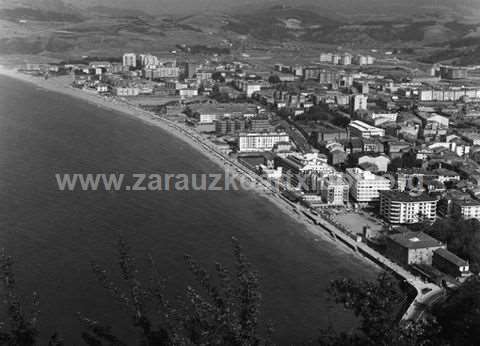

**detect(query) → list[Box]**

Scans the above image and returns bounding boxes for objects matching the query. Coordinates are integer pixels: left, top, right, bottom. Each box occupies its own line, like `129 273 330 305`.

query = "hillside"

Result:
0 0 479 64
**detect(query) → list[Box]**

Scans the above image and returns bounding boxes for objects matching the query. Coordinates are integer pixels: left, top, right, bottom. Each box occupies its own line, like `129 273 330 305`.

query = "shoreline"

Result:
0 66 377 266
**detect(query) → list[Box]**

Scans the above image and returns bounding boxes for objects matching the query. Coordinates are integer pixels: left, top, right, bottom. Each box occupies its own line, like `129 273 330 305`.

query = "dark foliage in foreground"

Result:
423 218 480 274
79 237 269 345
319 273 445 346
0 251 63 345
1 241 480 345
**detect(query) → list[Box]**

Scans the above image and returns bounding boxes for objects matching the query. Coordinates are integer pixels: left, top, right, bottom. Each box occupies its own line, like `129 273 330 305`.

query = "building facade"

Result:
386 231 446 265
380 191 438 224
345 168 390 202
349 120 385 138
122 53 137 68
238 132 290 152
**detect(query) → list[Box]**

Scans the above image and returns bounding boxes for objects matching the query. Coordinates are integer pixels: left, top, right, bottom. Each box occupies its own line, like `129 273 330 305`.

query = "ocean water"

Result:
0 75 376 344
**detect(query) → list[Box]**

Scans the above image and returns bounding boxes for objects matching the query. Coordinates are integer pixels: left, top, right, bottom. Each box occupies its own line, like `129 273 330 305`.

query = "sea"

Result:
0 75 377 344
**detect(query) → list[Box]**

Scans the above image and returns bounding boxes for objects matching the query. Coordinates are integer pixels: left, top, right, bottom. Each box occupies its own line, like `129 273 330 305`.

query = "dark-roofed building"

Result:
432 248 470 278
380 191 438 224
386 231 446 265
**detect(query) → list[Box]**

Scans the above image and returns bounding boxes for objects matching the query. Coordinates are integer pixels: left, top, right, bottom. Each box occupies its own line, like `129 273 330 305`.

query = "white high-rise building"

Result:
123 53 137 68
140 54 159 67
345 168 390 203
380 191 437 224
340 53 352 65
238 132 289 152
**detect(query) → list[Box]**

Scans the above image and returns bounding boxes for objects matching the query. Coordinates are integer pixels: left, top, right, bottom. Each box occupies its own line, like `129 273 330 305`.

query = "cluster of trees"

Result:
1 237 480 345
388 151 423 172
296 106 350 127
423 218 480 274
209 85 248 104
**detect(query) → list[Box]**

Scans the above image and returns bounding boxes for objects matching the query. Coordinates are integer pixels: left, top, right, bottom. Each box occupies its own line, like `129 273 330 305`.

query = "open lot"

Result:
332 211 384 235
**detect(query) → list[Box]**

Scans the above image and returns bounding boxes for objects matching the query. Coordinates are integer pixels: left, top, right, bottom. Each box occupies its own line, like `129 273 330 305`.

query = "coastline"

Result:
0 66 377 266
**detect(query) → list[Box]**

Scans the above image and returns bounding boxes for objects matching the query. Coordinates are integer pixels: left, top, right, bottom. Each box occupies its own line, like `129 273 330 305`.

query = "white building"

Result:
235 80 262 97
238 132 289 152
140 54 159 67
122 53 137 68
348 120 385 138
355 55 368 65
453 200 480 220
331 54 341 65
345 168 390 203
156 67 180 78
340 53 352 65
179 89 198 98
350 94 368 112
380 191 438 224
320 53 333 63
114 87 139 96
370 112 398 123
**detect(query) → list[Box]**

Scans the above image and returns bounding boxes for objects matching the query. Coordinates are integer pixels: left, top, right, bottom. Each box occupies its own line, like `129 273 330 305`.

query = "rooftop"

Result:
349 120 382 132
380 190 438 202
388 231 444 249
434 248 468 267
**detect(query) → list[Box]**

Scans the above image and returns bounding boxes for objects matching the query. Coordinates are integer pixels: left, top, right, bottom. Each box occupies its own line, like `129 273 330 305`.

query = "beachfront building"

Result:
275 153 332 175
386 231 446 265
123 53 137 68
379 191 438 224
348 120 385 138
320 175 350 205
193 103 258 124
345 167 390 203
114 87 140 96
238 132 289 153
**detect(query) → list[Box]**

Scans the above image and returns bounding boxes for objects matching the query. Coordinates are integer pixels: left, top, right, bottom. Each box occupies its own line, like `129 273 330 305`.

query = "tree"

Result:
0 251 63 346
432 276 480 346
388 152 422 172
80 237 269 345
268 75 281 84
212 72 226 83
424 218 480 273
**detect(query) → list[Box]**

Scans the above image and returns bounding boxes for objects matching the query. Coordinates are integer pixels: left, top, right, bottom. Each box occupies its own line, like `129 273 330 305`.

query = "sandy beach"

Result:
0 66 377 264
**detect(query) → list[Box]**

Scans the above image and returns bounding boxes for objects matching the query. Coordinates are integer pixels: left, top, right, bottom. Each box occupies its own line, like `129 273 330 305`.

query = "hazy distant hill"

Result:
0 0 479 65
45 0 480 20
